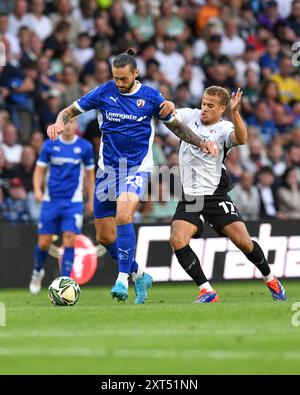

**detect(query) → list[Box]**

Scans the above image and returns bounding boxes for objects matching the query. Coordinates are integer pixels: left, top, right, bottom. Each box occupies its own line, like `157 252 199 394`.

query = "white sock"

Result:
199 282 213 292
116 272 129 288
131 267 144 282
263 273 274 283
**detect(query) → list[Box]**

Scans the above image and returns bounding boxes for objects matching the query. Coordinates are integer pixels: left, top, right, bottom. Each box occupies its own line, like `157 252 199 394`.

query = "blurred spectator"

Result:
277 167 300 219
243 137 271 174
0 123 23 168
286 0 300 37
0 12 21 60
200 33 235 85
129 0 155 43
235 44 260 88
247 24 272 55
72 33 95 69
225 148 243 184
259 37 281 79
8 0 29 36
270 56 300 104
221 18 245 58
10 144 40 221
258 0 283 29
39 88 61 133
28 131 44 156
257 166 281 218
24 0 53 41
43 19 70 60
1 176 30 223
136 40 157 78
267 141 287 178
260 79 281 113
157 0 190 42
246 100 277 145
72 0 97 35
242 68 261 115
155 35 185 88
233 170 260 220
174 82 193 108
0 147 11 193
50 0 81 43
195 0 221 36
59 64 81 109
92 11 114 45
109 0 131 51
84 60 111 90
286 145 300 181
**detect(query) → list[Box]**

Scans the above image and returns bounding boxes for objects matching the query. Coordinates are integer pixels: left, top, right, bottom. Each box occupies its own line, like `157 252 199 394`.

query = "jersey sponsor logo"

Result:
50 157 81 165
110 96 119 103
105 110 147 123
137 99 145 108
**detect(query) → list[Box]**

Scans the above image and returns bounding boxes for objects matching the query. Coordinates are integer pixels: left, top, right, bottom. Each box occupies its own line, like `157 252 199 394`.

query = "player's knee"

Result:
170 232 189 250
116 212 132 225
235 238 253 253
38 240 51 251
96 232 116 246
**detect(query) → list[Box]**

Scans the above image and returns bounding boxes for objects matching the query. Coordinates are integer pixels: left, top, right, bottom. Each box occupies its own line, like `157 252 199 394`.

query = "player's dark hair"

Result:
204 86 230 106
113 48 137 71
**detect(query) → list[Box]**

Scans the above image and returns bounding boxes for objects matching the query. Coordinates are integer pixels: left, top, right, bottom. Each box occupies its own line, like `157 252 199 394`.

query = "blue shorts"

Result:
94 169 150 219
38 200 83 235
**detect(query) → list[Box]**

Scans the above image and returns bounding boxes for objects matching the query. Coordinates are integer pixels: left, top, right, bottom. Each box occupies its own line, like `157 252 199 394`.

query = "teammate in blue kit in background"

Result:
47 48 217 304
29 117 95 294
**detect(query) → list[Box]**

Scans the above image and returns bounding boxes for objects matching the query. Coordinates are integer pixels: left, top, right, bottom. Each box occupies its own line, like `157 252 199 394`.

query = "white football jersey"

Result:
176 108 235 196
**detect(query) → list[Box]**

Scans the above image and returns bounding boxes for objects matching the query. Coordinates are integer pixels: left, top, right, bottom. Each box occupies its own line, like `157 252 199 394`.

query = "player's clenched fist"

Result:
47 123 65 141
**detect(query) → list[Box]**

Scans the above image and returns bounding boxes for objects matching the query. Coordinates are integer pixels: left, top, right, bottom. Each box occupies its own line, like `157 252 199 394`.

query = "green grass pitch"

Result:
0 281 300 375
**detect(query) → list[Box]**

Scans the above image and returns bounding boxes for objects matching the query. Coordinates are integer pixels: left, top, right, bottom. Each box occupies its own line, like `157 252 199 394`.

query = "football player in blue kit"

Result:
47 48 218 304
29 117 95 294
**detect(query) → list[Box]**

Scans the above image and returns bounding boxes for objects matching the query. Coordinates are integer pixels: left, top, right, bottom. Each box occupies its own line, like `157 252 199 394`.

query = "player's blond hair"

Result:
204 86 230 106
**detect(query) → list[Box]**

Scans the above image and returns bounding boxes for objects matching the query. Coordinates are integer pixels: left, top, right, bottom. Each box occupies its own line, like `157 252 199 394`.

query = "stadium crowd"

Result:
1 0 300 224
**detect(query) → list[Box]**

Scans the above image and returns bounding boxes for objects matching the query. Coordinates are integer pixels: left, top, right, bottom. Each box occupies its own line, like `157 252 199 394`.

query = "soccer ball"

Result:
48 276 81 306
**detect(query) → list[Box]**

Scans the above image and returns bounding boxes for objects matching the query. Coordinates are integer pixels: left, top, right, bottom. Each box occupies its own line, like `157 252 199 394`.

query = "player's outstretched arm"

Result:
230 88 247 145
47 104 81 141
163 117 219 157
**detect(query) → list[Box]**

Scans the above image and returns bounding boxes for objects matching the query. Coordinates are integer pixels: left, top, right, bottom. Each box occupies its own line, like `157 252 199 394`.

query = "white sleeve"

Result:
223 121 235 149
175 108 198 125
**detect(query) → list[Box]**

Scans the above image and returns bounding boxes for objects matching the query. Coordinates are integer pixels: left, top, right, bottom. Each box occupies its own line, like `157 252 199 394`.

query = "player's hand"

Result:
34 190 44 203
159 100 175 118
200 141 219 157
47 122 64 141
230 87 243 112
85 200 93 216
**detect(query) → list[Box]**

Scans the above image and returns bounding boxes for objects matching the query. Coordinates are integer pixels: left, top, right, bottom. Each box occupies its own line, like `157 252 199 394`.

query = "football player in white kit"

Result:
169 86 286 303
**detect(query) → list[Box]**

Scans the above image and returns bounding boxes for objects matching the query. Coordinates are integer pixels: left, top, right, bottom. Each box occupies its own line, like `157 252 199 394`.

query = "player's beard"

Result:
118 79 136 94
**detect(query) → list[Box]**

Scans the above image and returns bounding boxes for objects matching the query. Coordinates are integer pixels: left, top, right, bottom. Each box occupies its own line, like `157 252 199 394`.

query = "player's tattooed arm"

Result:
47 104 81 141
56 104 81 126
164 117 219 156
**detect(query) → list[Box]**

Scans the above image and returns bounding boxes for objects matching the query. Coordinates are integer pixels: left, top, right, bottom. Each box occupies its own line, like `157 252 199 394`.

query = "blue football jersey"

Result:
73 80 173 172
37 135 95 201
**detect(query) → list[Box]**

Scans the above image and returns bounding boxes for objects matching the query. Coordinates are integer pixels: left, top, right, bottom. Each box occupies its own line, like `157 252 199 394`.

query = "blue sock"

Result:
117 224 136 274
61 247 75 277
106 240 139 273
34 245 48 272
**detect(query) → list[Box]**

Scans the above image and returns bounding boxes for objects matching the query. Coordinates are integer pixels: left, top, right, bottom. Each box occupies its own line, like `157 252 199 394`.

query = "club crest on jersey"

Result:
73 147 82 154
136 99 145 108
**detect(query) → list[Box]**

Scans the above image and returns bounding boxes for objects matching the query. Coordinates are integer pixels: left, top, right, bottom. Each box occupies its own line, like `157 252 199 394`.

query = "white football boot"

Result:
29 269 45 294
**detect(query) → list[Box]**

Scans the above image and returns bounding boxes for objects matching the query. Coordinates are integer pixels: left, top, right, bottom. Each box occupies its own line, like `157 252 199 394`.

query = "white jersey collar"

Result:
58 135 78 145
120 80 142 96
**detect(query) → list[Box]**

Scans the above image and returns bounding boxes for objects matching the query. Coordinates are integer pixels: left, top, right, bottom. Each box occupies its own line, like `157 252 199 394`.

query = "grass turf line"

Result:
0 281 299 374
